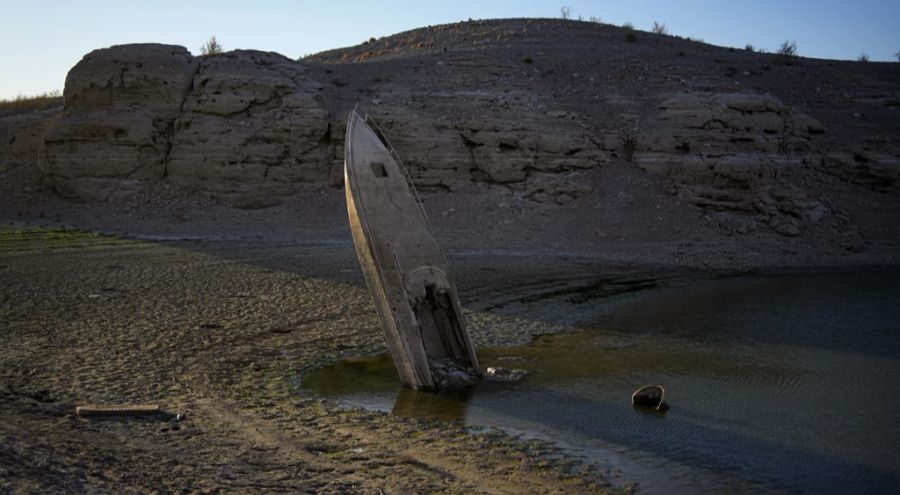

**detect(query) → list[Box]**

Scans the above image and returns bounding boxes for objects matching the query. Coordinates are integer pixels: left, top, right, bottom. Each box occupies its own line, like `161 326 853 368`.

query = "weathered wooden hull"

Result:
344 110 480 391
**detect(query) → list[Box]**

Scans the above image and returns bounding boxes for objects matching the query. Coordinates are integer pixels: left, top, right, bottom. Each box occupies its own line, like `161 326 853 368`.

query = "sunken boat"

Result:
344 109 481 391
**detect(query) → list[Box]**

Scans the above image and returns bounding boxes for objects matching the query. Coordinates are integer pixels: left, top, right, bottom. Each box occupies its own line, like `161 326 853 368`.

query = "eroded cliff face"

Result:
632 92 829 236
167 50 335 207
369 101 607 204
9 19 899 240
36 47 337 207
37 42 617 208
40 44 198 200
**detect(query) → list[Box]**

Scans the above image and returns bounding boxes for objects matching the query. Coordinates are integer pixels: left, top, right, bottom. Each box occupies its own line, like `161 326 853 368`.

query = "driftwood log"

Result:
75 404 161 417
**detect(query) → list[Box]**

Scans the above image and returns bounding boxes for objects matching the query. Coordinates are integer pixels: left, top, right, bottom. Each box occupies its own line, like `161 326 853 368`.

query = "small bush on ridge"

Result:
200 36 223 57
776 40 798 64
777 40 797 57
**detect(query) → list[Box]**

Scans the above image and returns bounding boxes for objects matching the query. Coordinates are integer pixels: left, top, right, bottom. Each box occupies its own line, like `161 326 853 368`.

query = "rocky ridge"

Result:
2 18 899 243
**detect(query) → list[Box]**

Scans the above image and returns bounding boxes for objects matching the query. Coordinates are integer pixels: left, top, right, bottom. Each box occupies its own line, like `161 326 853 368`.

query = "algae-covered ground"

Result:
0 226 135 252
0 227 657 494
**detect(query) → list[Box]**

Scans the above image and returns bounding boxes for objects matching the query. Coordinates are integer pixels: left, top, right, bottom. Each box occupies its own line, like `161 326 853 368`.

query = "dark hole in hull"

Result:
414 285 470 366
370 162 387 177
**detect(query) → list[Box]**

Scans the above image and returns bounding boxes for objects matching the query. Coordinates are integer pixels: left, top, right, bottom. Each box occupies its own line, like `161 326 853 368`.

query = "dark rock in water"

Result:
632 384 669 411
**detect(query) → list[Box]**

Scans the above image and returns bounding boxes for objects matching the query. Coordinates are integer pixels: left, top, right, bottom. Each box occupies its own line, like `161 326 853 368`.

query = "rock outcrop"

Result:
167 51 334 208
1 112 56 177
365 101 605 204
41 44 198 200
633 92 830 234
823 150 900 193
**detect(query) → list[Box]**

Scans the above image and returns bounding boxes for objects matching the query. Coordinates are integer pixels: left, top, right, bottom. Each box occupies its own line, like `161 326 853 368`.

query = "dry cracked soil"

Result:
1 227 664 494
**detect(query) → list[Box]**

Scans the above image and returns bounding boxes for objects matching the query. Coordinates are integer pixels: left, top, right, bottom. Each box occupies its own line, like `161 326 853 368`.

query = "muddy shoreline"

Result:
2 230 662 494
3 219 899 493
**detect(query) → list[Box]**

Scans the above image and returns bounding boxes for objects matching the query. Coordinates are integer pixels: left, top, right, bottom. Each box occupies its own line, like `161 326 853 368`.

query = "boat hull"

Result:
344 110 480 391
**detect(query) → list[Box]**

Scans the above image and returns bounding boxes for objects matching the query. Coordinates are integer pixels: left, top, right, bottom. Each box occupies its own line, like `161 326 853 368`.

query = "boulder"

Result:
41 44 198 200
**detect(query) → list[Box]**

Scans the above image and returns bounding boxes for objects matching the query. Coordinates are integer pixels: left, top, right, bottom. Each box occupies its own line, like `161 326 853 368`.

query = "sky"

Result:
1 0 898 100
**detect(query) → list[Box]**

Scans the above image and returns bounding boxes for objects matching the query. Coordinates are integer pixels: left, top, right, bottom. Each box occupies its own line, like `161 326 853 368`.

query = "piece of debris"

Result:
484 366 529 382
75 404 161 417
631 385 669 411
432 358 481 389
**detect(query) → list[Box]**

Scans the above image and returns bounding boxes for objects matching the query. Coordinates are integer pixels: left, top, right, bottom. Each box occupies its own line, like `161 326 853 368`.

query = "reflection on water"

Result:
303 272 900 494
392 387 472 420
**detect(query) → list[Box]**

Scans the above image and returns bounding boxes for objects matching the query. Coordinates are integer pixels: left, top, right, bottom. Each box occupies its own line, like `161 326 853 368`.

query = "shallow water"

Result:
303 272 900 494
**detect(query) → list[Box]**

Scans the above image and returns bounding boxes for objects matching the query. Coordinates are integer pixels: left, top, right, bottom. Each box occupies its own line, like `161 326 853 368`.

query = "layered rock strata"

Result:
41 44 198 200
167 51 333 208
15 27 899 240
632 92 830 234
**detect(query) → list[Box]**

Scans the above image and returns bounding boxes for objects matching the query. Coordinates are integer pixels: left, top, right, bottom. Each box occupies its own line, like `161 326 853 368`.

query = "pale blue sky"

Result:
1 0 898 99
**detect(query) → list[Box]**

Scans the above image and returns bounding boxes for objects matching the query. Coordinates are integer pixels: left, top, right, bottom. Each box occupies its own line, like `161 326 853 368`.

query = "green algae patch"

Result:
0 226 136 252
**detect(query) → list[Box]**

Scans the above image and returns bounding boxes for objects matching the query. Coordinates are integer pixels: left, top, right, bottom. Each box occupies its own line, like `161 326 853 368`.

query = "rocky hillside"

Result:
2 18 899 257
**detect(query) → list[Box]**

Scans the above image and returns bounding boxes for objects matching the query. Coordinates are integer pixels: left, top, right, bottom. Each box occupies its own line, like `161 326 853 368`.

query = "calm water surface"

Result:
303 272 900 494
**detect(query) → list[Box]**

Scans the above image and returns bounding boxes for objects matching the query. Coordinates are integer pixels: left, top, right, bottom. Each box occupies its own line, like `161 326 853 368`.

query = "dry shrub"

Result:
0 90 63 113
200 35 223 57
